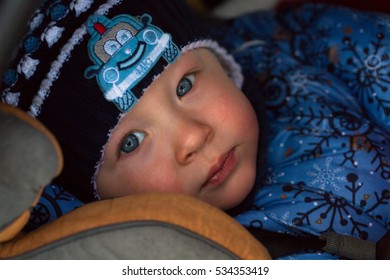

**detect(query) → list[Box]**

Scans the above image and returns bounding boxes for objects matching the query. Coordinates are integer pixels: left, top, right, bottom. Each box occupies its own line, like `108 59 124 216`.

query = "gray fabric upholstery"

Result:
13 221 239 260
0 108 59 230
0 0 39 76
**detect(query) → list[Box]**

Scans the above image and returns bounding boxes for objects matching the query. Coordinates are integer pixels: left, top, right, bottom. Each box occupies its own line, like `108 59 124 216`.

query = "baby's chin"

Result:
207 170 257 211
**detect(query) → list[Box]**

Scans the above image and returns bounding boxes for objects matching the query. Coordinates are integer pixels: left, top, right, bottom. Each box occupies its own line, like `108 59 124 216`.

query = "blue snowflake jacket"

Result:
211 3 390 259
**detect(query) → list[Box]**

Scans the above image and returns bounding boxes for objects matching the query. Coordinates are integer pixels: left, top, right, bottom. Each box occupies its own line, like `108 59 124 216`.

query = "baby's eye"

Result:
120 131 146 154
176 74 195 97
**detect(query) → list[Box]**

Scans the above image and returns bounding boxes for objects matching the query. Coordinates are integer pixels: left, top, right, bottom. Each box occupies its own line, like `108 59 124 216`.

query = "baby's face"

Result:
96 48 259 210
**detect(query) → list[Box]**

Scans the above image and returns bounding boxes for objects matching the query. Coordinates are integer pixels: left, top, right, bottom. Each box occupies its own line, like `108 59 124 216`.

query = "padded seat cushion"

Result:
0 193 271 259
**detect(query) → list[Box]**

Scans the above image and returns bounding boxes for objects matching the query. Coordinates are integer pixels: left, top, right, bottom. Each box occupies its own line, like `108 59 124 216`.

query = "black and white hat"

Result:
1 0 242 202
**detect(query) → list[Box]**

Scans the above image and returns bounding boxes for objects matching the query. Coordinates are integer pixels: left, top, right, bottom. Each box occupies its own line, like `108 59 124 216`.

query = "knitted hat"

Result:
1 0 243 202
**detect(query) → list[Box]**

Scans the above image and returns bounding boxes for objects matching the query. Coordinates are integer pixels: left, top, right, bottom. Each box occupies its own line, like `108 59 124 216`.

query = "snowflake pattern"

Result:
212 3 390 257
336 33 390 127
307 157 346 191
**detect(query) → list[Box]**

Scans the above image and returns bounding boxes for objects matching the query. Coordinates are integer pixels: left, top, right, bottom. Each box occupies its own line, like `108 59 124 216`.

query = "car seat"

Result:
0 103 271 259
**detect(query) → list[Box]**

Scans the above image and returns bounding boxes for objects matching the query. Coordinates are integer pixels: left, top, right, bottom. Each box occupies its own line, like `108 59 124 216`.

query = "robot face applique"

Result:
84 13 180 112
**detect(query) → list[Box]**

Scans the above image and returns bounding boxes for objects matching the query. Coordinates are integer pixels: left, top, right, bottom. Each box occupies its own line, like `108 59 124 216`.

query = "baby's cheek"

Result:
136 170 185 194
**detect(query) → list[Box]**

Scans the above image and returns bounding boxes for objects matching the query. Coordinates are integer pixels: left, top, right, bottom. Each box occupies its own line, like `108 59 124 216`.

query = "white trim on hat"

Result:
182 39 244 89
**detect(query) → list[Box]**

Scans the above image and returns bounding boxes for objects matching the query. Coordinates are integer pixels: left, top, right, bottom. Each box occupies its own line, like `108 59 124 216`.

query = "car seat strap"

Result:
247 227 389 259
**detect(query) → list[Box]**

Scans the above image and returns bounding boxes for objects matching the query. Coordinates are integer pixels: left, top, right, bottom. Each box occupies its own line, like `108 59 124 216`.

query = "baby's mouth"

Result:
202 147 236 189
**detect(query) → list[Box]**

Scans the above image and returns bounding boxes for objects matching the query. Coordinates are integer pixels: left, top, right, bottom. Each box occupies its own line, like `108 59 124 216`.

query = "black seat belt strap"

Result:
248 227 390 259
320 232 376 260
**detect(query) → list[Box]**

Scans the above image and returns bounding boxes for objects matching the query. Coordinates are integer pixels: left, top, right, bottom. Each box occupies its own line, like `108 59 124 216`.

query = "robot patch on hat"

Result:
84 13 180 112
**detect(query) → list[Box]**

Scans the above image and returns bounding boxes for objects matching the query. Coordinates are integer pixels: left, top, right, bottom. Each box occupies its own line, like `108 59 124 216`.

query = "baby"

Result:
1 0 259 211
95 48 259 210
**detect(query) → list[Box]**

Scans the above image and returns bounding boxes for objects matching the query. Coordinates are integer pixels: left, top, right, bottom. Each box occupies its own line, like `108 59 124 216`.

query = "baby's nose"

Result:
174 119 213 165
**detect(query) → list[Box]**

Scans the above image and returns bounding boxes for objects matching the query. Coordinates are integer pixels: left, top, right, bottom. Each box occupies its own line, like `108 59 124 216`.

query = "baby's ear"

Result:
0 103 63 242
